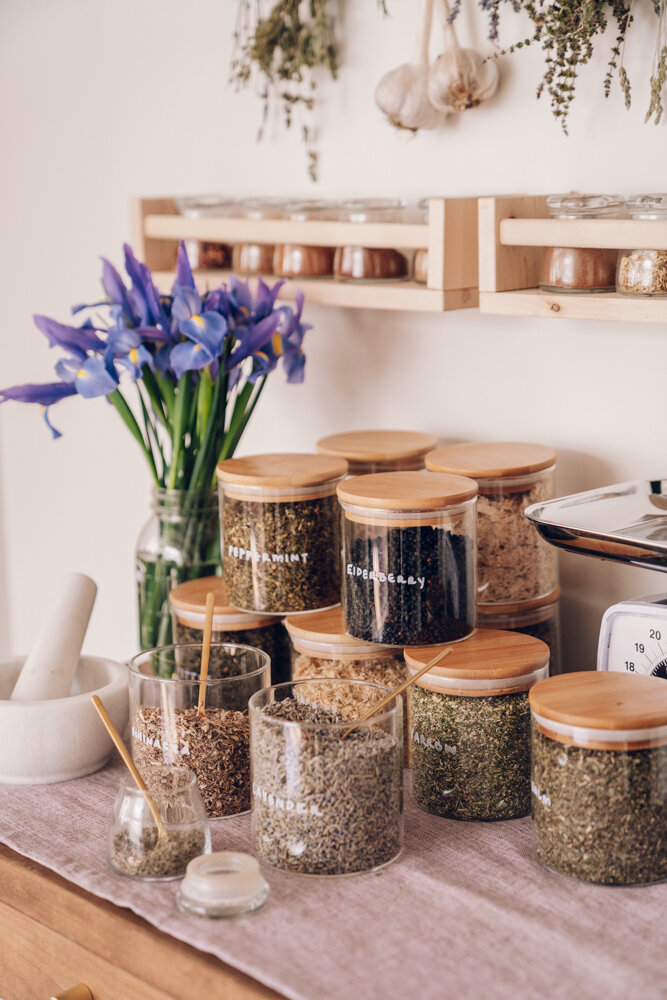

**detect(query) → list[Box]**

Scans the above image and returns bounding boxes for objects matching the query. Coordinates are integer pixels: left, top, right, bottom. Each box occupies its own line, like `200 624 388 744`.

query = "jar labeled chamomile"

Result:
334 199 410 282
426 442 558 606
273 201 339 279
217 453 347 615
530 671 667 885
617 194 667 296
477 588 562 675
539 194 624 293
250 678 403 876
169 576 291 685
232 198 287 276
338 471 477 645
175 195 236 271
317 429 438 476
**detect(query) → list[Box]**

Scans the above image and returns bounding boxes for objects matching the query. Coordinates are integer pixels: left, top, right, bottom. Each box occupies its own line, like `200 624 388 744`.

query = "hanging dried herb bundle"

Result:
231 1 337 181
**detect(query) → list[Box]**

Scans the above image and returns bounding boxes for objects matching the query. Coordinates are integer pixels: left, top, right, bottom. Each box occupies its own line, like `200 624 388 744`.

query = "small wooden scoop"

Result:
341 647 452 739
91 694 165 839
197 592 216 718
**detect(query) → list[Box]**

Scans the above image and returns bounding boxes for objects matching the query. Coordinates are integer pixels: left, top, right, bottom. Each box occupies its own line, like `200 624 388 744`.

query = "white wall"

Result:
1 0 666 666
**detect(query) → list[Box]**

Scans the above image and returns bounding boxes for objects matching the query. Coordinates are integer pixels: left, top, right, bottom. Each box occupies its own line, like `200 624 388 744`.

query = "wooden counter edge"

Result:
0 844 284 1000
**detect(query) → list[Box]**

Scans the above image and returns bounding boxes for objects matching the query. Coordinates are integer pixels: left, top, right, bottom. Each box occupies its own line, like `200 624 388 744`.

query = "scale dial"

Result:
597 595 667 676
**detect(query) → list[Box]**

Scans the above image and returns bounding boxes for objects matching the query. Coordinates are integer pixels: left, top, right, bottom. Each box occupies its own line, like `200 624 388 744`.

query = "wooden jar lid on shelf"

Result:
169 577 278 629
337 470 477 511
216 453 347 488
317 430 438 465
425 442 556 479
285 606 400 654
529 671 667 732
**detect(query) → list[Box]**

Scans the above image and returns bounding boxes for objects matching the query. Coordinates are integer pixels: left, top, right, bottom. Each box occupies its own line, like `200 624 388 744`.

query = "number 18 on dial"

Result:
597 594 667 678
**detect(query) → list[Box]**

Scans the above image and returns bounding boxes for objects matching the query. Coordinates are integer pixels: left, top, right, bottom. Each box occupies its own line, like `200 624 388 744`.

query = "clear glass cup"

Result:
250 678 403 876
539 194 624 293
129 643 270 818
334 198 411 282
617 194 667 296
107 765 211 881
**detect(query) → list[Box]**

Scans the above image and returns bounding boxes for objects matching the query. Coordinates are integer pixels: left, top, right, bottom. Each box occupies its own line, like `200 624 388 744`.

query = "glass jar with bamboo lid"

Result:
476 587 562 674
316 429 438 476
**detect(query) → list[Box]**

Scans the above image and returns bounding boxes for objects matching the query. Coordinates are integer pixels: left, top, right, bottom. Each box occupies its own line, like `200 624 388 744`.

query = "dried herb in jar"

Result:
174 619 291 685
251 698 402 875
110 827 205 879
410 685 532 821
617 250 667 296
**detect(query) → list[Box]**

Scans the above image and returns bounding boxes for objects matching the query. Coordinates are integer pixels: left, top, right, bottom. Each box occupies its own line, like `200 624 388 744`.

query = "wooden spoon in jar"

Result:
197 591 216 718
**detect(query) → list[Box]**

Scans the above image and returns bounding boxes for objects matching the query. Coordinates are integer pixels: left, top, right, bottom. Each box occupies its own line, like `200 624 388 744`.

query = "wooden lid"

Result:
425 442 556 478
337 471 477 511
317 430 438 464
216 453 347 488
285 606 353 645
169 577 236 615
404 629 549 681
529 672 667 730
477 587 561 617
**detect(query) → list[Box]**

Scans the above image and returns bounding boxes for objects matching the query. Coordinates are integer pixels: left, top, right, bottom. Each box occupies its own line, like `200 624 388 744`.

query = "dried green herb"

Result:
410 685 532 820
110 827 205 879
251 697 402 875
531 725 667 885
222 494 340 614
173 619 291 685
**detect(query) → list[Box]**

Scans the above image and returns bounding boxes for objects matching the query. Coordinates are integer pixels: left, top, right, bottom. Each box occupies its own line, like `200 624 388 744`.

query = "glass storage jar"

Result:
107 765 211 880
169 576 291 685
232 198 287 275
317 429 438 475
477 588 562 674
338 471 477 645
129 643 270 818
334 199 410 282
617 194 667 296
530 671 667 885
539 194 624 293
273 200 338 279
175 195 236 271
426 442 558 606
406 630 549 820
250 678 403 875
217 453 347 615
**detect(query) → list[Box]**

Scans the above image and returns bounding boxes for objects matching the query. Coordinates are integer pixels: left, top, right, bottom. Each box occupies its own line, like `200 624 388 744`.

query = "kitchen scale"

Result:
596 594 667 676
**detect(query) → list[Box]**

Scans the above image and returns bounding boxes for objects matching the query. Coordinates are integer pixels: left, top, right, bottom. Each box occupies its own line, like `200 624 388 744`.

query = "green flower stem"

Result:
219 377 266 461
108 389 160 486
142 366 172 435
155 371 176 423
167 374 193 489
138 386 166 486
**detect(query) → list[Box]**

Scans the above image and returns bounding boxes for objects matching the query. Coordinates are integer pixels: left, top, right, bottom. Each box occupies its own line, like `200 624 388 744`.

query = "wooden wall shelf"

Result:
131 197 479 313
478 195 667 324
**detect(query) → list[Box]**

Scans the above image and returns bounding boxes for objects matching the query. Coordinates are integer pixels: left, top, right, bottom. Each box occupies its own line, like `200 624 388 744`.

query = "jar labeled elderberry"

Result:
317 429 438 476
338 471 477 645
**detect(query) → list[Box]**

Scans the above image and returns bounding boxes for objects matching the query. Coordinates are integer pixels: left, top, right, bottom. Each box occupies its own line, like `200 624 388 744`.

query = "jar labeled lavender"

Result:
317 429 438 476
338 471 477 645
169 576 291 685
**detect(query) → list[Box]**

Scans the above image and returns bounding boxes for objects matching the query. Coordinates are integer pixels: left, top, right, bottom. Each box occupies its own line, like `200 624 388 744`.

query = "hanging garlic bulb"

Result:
375 0 448 132
427 0 499 112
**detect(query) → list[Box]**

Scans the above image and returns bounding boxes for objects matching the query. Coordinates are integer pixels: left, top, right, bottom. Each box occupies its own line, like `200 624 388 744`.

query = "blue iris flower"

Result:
33 315 105 356
106 326 152 380
0 381 78 439
170 287 228 379
225 312 281 374
55 356 118 399
228 276 285 325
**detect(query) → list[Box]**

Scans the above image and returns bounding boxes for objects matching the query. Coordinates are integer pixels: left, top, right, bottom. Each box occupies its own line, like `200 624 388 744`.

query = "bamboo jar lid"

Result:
337 471 478 511
426 442 556 479
317 430 438 465
477 587 561 618
285 606 400 653
529 672 667 731
405 629 549 695
216 453 347 488
169 577 277 629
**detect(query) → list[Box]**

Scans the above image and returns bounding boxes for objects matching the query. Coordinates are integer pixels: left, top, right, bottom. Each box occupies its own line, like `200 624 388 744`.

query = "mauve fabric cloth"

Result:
0 760 665 1000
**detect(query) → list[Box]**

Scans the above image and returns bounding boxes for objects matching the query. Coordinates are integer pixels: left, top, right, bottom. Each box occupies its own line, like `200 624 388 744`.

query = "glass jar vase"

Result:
539 194 624 293
135 487 220 651
617 194 667 296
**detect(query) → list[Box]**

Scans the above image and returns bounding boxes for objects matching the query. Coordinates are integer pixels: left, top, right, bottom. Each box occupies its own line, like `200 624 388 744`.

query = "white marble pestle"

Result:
10 572 97 701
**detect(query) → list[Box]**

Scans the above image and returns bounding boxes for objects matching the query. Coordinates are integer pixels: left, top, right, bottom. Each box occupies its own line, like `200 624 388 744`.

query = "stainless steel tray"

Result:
524 479 667 572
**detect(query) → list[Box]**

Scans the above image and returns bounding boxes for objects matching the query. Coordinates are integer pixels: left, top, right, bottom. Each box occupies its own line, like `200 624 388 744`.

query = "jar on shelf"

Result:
107 765 211 881
273 201 339 279
175 195 236 271
477 588 562 674
426 442 558 606
217 453 347 615
414 197 431 285
338 471 477 645
250 678 403 875
539 194 624 293
129 643 270 818
530 671 667 885
169 576 291 685
232 198 287 276
316 429 438 475
285 605 409 752
406 630 549 821
617 194 667 296
334 199 411 282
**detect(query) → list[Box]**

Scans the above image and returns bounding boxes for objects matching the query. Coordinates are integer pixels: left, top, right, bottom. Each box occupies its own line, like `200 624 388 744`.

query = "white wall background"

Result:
1 0 666 666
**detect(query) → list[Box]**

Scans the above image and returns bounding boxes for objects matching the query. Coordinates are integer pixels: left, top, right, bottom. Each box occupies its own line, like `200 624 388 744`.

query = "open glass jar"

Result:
338 471 477 645
530 672 667 885
426 442 558 606
334 199 410 282
175 195 236 271
129 643 270 818
217 453 347 615
406 630 549 821
169 576 291 685
273 200 338 279
232 198 287 275
539 194 624 293
617 194 667 296
477 588 562 674
317 429 438 476
250 678 403 876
